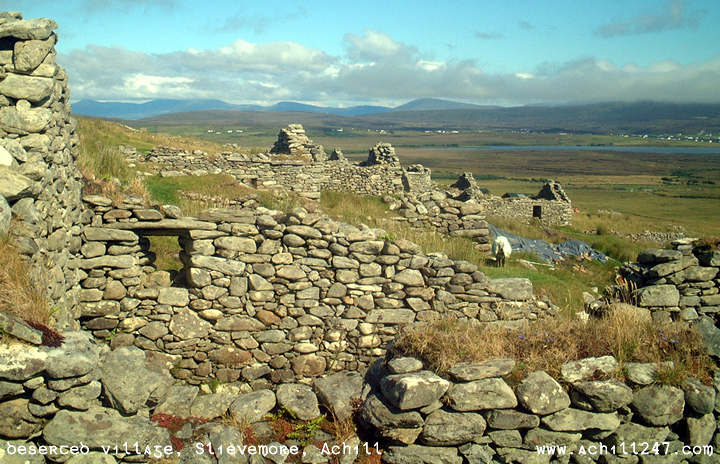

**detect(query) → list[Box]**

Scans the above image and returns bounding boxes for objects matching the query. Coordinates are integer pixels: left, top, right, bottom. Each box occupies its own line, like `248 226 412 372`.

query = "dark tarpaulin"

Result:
489 224 608 263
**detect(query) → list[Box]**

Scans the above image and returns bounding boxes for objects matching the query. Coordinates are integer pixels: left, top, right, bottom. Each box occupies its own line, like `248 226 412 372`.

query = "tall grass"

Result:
0 236 50 325
394 305 713 384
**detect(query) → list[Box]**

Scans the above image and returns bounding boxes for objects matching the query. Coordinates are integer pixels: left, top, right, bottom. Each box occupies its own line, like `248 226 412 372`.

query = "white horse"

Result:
492 236 512 267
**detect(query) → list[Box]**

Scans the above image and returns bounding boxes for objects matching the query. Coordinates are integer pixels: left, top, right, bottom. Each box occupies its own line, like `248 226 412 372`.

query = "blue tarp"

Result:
489 224 609 263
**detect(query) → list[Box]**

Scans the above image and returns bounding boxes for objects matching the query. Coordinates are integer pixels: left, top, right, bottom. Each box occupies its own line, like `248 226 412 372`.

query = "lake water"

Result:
439 145 720 155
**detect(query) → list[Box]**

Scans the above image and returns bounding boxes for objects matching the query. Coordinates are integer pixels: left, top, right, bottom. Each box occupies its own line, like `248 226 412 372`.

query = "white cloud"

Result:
123 74 193 94
344 30 407 61
60 31 720 105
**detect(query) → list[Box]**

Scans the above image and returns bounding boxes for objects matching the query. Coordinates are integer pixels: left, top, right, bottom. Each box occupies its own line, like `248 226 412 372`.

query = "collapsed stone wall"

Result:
77 194 557 387
143 145 431 201
620 241 720 354
364 353 720 464
0 12 87 329
3 332 720 464
0 331 373 463
386 192 493 252
269 123 326 162
386 180 574 253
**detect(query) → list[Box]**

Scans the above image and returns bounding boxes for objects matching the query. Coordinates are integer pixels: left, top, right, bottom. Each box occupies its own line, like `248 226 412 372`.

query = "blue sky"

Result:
4 0 720 106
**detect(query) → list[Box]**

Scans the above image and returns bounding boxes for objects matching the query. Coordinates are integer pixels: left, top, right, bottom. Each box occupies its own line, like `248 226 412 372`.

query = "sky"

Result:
4 0 720 107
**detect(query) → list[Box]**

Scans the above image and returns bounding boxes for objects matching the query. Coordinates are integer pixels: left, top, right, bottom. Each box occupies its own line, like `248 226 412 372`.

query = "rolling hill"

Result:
71 97 496 120
127 101 720 134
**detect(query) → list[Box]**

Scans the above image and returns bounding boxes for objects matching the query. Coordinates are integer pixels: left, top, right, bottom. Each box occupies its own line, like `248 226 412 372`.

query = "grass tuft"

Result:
393 304 714 384
0 236 51 325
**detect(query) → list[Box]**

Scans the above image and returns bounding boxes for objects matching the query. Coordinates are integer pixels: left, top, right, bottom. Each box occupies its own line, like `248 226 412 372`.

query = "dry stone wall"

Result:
0 12 87 329
364 353 720 463
386 192 493 252
3 333 720 464
386 180 573 252
0 332 371 463
142 126 436 201
620 241 720 356
78 195 557 387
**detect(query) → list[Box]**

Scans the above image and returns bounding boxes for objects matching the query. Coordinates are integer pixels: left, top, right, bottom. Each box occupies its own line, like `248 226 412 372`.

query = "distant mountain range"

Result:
71 97 493 120
123 101 720 135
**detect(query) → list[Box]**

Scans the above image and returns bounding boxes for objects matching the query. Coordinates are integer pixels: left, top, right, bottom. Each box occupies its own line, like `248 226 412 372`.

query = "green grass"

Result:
148 236 183 272
320 191 616 312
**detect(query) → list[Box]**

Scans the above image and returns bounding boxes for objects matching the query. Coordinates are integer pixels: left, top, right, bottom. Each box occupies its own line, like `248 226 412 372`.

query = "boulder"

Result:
380 370 451 410
447 358 515 382
0 18 57 40
43 407 170 450
0 73 53 102
541 408 620 431
516 371 570 415
0 166 33 201
446 378 517 411
682 379 716 415
314 371 364 421
484 409 540 429
276 383 320 420
190 391 236 420
486 278 533 300
100 347 172 415
169 308 211 339
606 422 669 447
383 445 462 464
631 385 685 426
571 380 633 412
360 393 424 444
13 34 55 72
387 357 424 374
420 409 486 446
0 101 52 133
636 285 680 307
0 398 40 438
560 356 619 383
154 385 199 417
157 287 189 306
229 389 276 423
686 413 715 446
693 316 720 357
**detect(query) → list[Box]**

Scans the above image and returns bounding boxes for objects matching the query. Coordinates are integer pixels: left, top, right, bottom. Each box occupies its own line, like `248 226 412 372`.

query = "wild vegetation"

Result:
393 305 714 385
0 236 50 325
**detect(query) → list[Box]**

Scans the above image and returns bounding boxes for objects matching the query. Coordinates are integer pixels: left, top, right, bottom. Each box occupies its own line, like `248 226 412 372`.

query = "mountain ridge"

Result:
71 97 490 120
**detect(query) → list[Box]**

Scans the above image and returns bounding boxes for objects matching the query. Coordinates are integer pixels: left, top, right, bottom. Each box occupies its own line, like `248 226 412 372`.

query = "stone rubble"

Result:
620 240 720 354
364 353 720 464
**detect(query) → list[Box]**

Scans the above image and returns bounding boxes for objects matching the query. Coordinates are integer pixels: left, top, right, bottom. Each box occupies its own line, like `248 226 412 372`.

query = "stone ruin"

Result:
3 13 720 464
269 123 326 162
536 179 570 202
362 142 400 167
451 172 486 202
328 147 346 162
